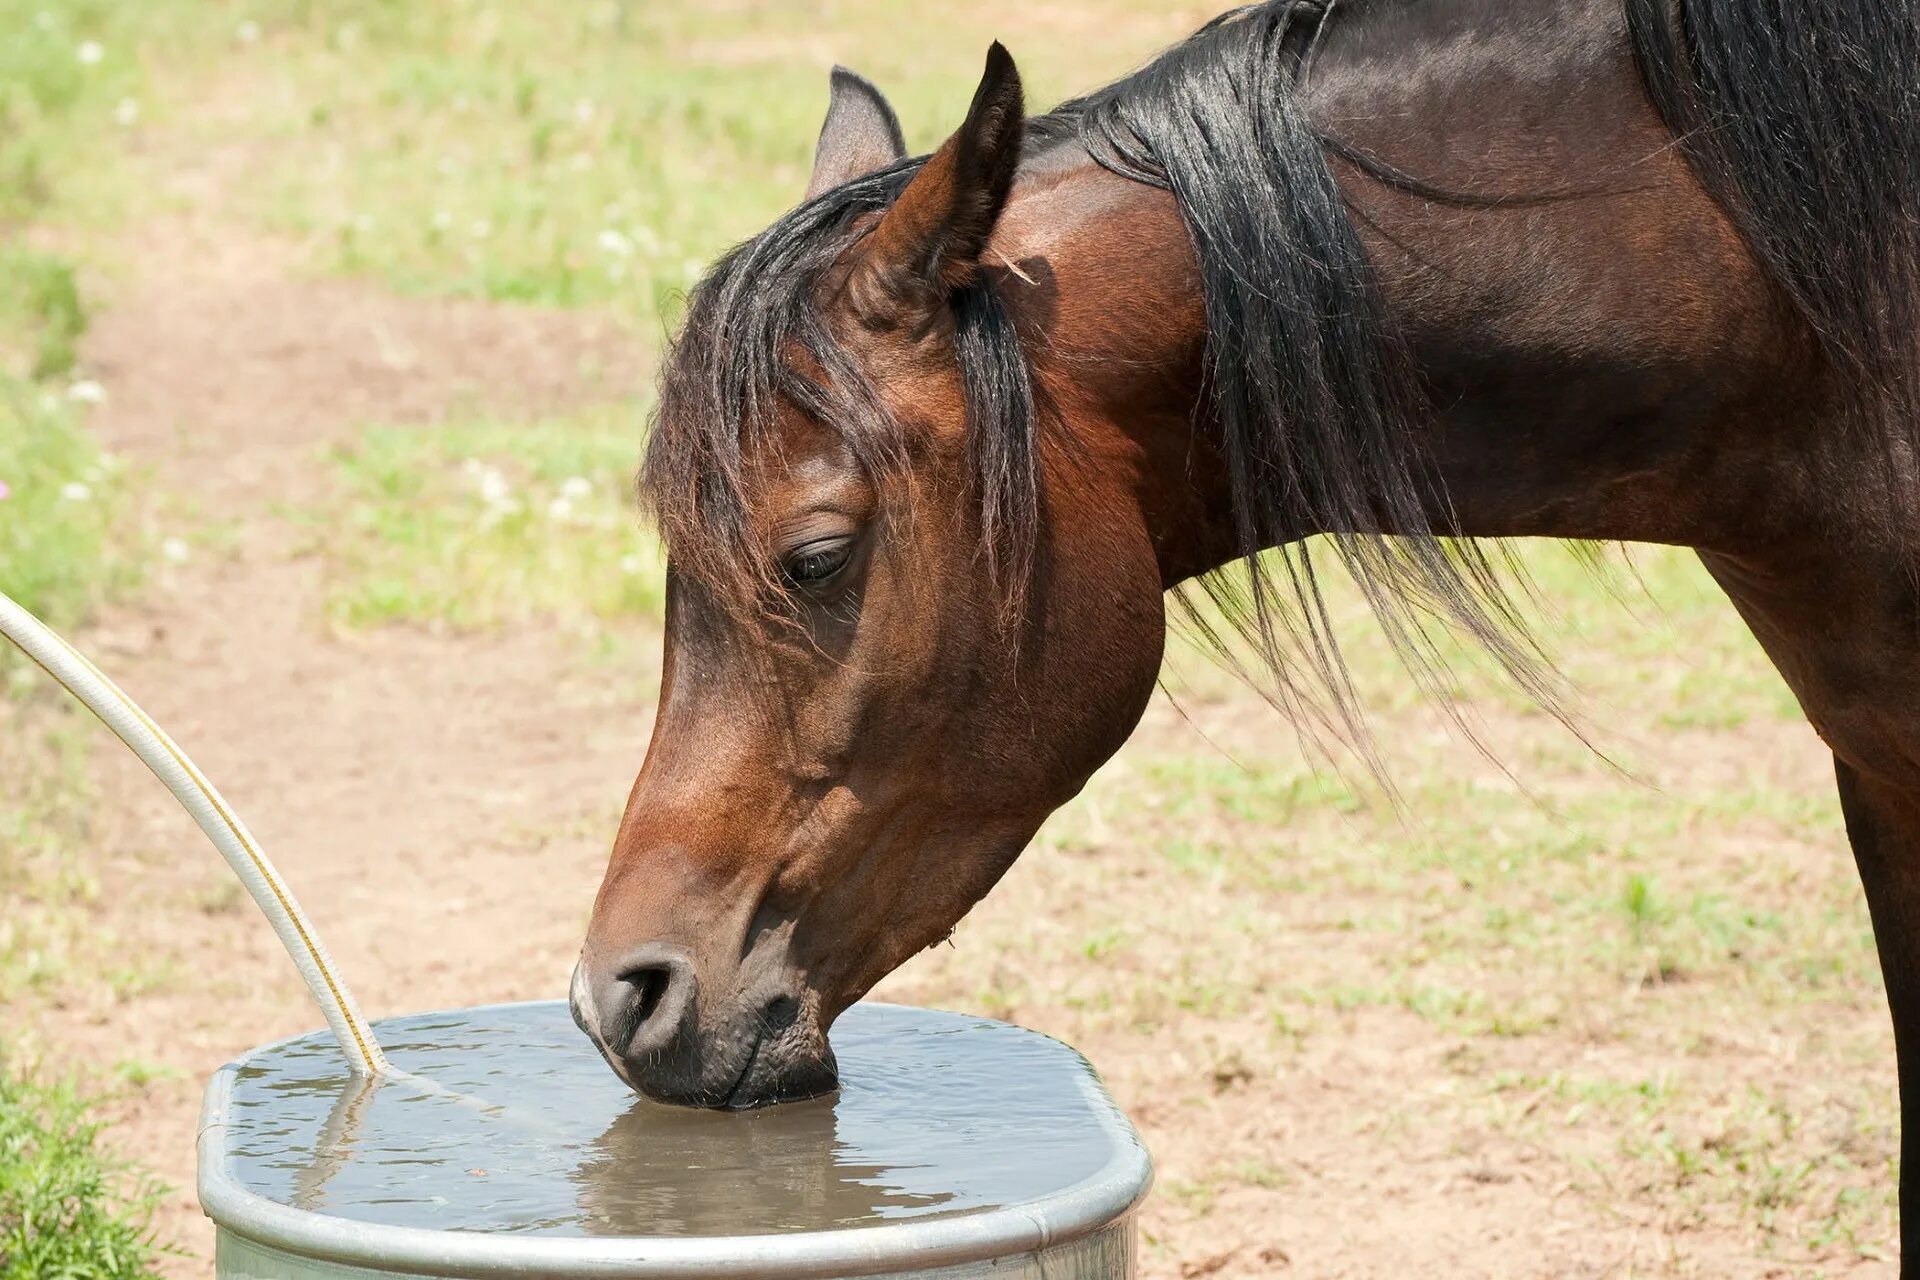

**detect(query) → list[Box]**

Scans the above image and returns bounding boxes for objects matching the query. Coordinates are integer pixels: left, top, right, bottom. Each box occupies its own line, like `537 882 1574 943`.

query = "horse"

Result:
569 0 1920 1259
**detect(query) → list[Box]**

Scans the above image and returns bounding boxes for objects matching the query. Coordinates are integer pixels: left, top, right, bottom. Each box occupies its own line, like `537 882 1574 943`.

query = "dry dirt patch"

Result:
81 219 644 509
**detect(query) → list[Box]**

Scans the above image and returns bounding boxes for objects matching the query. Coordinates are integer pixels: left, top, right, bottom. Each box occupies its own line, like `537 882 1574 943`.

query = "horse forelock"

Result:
643 155 1044 622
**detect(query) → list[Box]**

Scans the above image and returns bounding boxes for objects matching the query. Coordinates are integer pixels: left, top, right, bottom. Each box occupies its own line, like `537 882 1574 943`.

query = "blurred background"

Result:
0 2 1895 1276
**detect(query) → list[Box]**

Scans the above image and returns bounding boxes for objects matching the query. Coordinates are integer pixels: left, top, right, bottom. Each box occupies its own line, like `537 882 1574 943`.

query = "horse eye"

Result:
780 538 854 588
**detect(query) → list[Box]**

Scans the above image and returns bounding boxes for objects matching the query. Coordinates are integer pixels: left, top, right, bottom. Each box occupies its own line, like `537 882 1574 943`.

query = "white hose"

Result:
0 590 389 1077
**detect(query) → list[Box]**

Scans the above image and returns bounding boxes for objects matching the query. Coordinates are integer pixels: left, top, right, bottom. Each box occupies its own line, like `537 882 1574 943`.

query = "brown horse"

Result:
572 0 1920 1257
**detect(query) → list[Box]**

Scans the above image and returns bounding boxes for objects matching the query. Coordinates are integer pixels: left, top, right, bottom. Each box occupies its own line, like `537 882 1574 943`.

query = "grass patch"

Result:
0 381 139 633
0 1059 164 1279
0 247 86 381
312 401 664 629
0 0 233 232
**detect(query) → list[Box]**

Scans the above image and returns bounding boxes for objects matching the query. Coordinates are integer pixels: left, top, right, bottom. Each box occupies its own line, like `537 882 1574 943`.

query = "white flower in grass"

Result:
60 481 92 502
114 97 139 126
595 229 632 257
162 537 191 564
546 495 576 522
236 19 261 44
619 554 644 576
76 40 103 65
67 379 106 404
462 460 523 520
573 98 595 124
476 471 512 506
560 476 593 501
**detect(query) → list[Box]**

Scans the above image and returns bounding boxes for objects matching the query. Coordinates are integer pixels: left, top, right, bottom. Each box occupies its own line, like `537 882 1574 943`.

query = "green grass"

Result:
0 1060 163 1280
0 248 85 381
312 401 665 629
0 0 142 224
0 381 139 634
0 0 239 233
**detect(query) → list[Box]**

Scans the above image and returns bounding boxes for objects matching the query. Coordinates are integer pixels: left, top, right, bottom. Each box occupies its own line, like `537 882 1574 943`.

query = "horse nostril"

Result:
763 992 801 1033
596 947 696 1059
627 965 670 1028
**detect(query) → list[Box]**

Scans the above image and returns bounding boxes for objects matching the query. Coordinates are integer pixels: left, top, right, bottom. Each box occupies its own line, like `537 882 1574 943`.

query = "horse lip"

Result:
568 961 600 1040
719 1034 765 1109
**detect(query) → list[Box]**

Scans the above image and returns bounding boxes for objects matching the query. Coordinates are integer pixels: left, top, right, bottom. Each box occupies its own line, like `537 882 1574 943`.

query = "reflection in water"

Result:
574 1094 951 1235
289 1071 378 1210
220 1002 1121 1238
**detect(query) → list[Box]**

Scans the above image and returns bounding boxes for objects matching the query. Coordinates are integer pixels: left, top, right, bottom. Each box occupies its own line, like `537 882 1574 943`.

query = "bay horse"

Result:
572 0 1920 1258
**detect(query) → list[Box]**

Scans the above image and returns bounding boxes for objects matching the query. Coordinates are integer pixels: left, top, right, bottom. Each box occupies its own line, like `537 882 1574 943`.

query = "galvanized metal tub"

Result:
199 1001 1151 1279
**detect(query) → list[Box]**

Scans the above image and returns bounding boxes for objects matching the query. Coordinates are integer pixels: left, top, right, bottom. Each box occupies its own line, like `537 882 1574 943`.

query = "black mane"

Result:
1030 1 1555 738
1629 0 1920 435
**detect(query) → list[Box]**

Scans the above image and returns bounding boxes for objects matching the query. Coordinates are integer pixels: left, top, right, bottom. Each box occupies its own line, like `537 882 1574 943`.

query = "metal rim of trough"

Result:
198 1001 1155 1279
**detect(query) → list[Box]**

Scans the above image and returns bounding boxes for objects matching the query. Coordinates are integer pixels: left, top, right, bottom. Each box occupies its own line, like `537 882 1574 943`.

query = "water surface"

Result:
219 1002 1124 1237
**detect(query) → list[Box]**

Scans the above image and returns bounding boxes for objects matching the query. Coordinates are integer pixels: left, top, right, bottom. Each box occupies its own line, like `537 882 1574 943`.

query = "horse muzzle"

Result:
569 949 839 1108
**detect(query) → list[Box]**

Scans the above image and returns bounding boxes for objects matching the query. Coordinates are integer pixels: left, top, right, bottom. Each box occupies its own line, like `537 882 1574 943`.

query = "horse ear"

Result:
857 43 1024 304
807 67 907 200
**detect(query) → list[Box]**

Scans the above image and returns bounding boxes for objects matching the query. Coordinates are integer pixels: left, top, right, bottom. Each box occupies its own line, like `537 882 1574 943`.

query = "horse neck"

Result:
991 159 1234 586
1000 0 1831 590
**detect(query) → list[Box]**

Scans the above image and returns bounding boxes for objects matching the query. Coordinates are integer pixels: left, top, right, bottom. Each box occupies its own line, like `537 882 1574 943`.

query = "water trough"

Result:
201 1001 1150 1279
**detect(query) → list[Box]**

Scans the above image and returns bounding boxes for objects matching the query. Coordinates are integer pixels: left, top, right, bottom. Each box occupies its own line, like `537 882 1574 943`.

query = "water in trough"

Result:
217 1001 1126 1237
